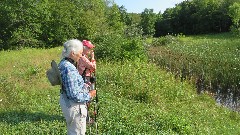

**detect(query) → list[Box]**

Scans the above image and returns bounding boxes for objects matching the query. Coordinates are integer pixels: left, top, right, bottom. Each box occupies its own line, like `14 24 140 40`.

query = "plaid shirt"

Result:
59 59 90 103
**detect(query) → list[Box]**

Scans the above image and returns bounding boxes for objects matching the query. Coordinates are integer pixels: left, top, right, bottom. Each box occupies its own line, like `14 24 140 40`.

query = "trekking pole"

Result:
90 50 98 134
88 70 98 135
94 71 98 135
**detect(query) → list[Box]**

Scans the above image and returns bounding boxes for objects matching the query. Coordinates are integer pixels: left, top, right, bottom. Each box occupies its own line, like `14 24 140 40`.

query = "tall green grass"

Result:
0 47 240 134
148 33 240 94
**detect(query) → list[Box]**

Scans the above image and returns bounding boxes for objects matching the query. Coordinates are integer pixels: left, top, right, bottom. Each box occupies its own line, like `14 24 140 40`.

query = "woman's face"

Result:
83 47 91 54
71 49 83 62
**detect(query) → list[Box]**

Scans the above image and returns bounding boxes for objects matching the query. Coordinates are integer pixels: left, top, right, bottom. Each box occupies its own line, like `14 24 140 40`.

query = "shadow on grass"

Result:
0 110 64 125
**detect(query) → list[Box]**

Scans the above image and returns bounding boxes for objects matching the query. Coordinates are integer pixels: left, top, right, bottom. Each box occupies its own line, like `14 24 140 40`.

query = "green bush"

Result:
230 25 240 36
94 33 147 61
151 35 180 47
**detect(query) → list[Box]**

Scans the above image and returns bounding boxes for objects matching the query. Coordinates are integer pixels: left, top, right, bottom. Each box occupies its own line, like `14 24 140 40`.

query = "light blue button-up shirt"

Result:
59 59 90 103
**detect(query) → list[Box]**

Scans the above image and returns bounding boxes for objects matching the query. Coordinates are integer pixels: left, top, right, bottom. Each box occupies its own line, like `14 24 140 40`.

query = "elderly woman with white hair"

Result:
58 39 96 135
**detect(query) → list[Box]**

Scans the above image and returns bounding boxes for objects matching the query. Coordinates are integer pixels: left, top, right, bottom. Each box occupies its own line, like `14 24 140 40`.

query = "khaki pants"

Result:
60 94 87 135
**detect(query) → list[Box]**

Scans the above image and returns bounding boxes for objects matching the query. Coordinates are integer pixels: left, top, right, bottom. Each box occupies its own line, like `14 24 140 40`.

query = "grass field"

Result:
0 42 240 134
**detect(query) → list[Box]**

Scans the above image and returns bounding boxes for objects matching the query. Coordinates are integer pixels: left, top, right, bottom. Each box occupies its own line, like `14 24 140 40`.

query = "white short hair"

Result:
61 39 83 58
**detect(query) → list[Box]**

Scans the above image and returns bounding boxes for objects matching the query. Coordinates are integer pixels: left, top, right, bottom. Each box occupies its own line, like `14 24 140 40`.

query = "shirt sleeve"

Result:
63 67 91 102
81 56 96 71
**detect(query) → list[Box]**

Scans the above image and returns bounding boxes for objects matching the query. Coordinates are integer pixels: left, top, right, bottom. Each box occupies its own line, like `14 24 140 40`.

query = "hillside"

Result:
0 47 240 134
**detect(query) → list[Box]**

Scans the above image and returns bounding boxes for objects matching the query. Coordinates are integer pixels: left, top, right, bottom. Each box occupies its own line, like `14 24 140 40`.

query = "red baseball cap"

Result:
82 40 95 49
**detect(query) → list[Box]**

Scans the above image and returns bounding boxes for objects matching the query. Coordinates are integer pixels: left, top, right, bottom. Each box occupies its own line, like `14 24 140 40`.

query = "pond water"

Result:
195 77 240 112
197 84 240 112
215 88 240 112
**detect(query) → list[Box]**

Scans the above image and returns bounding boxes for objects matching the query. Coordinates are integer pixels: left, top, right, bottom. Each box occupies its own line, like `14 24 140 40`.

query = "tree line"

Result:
154 0 240 36
0 0 239 50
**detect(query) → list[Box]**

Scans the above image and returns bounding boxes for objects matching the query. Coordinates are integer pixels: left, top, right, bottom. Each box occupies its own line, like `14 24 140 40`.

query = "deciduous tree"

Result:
140 8 156 36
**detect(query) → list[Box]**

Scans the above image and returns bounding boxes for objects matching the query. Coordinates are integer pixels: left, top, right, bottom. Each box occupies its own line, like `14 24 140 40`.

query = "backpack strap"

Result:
65 57 77 67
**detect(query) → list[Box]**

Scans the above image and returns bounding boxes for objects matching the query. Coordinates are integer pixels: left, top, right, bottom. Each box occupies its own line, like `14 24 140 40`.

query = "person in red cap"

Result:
77 40 96 89
77 40 96 124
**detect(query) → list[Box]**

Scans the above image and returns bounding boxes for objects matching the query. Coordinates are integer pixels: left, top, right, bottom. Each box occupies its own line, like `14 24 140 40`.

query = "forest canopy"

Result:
0 0 239 50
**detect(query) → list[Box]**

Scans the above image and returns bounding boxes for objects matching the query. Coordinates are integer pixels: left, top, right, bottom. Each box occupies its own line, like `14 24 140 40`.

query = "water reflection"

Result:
215 88 240 112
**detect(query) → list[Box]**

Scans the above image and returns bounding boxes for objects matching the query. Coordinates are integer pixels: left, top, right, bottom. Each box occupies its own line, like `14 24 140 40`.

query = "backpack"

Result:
46 60 62 86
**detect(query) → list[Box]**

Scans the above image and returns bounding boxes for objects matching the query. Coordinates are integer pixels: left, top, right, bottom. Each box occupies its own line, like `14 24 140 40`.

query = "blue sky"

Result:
114 0 184 13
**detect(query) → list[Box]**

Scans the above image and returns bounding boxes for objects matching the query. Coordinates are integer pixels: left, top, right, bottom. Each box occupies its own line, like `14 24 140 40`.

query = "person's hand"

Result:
84 83 90 89
89 90 96 98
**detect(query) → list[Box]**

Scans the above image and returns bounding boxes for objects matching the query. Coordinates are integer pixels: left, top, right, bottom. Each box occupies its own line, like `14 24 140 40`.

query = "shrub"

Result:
94 33 146 61
151 35 180 47
230 25 240 36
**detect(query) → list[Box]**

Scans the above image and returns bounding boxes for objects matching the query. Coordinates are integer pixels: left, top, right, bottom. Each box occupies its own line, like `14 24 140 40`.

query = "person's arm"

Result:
64 68 93 102
82 55 96 71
